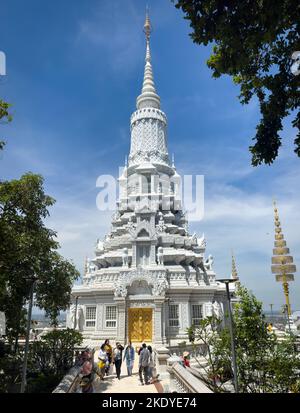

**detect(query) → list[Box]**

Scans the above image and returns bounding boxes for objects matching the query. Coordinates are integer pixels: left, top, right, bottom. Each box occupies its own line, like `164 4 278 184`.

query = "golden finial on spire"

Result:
271 200 296 317
143 7 152 41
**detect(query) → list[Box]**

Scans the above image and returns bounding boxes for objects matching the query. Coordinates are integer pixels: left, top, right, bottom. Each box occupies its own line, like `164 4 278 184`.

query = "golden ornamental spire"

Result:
143 8 152 41
271 200 296 316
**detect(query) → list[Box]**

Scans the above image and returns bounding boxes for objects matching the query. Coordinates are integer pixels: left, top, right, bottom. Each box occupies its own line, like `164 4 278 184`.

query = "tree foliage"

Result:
187 316 232 392
0 173 80 346
0 329 83 393
0 99 12 150
28 328 83 378
231 286 300 392
26 328 83 393
174 0 300 165
188 286 300 392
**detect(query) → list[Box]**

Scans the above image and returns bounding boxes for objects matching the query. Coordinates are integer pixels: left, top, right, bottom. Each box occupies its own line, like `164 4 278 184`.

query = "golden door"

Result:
128 308 152 342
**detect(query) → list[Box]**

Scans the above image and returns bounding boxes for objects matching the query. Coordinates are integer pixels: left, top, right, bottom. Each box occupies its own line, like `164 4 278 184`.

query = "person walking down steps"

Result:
138 343 150 385
123 341 135 376
147 345 160 383
113 342 124 380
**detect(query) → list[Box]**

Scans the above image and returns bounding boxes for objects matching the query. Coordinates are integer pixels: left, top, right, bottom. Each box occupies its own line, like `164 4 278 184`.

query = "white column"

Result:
162 302 167 344
96 304 104 332
180 302 190 333
150 240 156 265
115 298 126 344
153 298 165 345
132 242 137 267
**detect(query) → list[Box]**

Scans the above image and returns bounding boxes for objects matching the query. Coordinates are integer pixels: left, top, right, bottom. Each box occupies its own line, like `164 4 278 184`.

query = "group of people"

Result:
137 343 159 385
74 342 189 392
98 339 129 380
97 340 159 385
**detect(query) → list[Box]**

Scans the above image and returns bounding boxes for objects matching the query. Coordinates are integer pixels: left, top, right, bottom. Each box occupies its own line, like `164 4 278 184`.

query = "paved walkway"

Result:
93 353 162 393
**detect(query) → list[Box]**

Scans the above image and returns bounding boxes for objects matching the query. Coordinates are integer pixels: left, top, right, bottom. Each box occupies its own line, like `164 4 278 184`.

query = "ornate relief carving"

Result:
204 254 214 270
156 213 166 233
129 301 155 308
129 112 170 167
114 268 169 298
133 220 156 240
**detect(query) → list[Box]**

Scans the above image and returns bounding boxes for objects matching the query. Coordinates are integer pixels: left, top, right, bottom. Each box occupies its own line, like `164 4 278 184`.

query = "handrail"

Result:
168 362 212 393
53 348 95 393
53 365 82 393
168 343 207 358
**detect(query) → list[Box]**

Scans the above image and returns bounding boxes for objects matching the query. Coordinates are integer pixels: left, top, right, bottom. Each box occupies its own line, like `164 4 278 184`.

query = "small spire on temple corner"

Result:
231 250 240 286
172 153 175 168
125 155 128 168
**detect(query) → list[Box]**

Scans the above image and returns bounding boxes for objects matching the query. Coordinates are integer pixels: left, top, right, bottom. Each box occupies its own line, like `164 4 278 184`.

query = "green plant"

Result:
187 287 300 393
0 173 80 348
28 328 83 378
174 0 300 166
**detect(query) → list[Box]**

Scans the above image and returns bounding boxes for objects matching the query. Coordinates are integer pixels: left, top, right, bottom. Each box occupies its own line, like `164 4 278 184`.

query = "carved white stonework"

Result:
212 301 223 319
205 302 213 317
157 247 164 265
156 213 166 233
70 16 229 346
204 254 214 271
96 239 104 252
129 301 155 308
114 268 168 298
69 304 84 331
122 248 129 267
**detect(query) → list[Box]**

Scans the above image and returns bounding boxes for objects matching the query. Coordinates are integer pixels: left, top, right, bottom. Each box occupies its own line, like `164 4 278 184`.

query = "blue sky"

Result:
1 0 299 311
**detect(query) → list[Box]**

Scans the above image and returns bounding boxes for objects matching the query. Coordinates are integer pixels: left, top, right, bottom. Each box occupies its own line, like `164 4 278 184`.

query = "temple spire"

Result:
271 200 296 316
136 10 160 110
231 250 240 287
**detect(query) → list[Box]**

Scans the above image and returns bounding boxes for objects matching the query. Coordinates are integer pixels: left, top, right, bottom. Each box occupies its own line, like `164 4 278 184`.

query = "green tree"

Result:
0 173 80 348
230 286 300 392
187 317 231 392
174 0 300 165
28 328 83 377
0 99 12 150
0 329 83 393
187 286 300 392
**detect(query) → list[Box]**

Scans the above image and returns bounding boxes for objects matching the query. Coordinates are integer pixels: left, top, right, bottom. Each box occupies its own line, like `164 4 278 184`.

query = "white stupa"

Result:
68 13 228 347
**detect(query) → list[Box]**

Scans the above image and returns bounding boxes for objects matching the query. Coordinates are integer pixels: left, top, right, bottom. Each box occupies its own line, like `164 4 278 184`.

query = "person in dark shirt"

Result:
113 342 124 380
138 343 150 385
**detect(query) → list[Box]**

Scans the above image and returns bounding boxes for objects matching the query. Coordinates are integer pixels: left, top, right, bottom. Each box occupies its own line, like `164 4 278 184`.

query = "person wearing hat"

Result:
181 351 190 368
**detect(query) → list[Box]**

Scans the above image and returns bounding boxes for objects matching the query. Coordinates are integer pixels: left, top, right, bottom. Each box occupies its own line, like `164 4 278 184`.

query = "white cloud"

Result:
46 196 112 277
76 0 143 73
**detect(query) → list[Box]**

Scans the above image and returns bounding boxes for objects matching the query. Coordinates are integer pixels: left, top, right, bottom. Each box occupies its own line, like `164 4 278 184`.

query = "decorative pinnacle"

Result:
271 200 296 316
231 250 240 286
143 8 152 41
136 10 160 110
84 255 88 276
